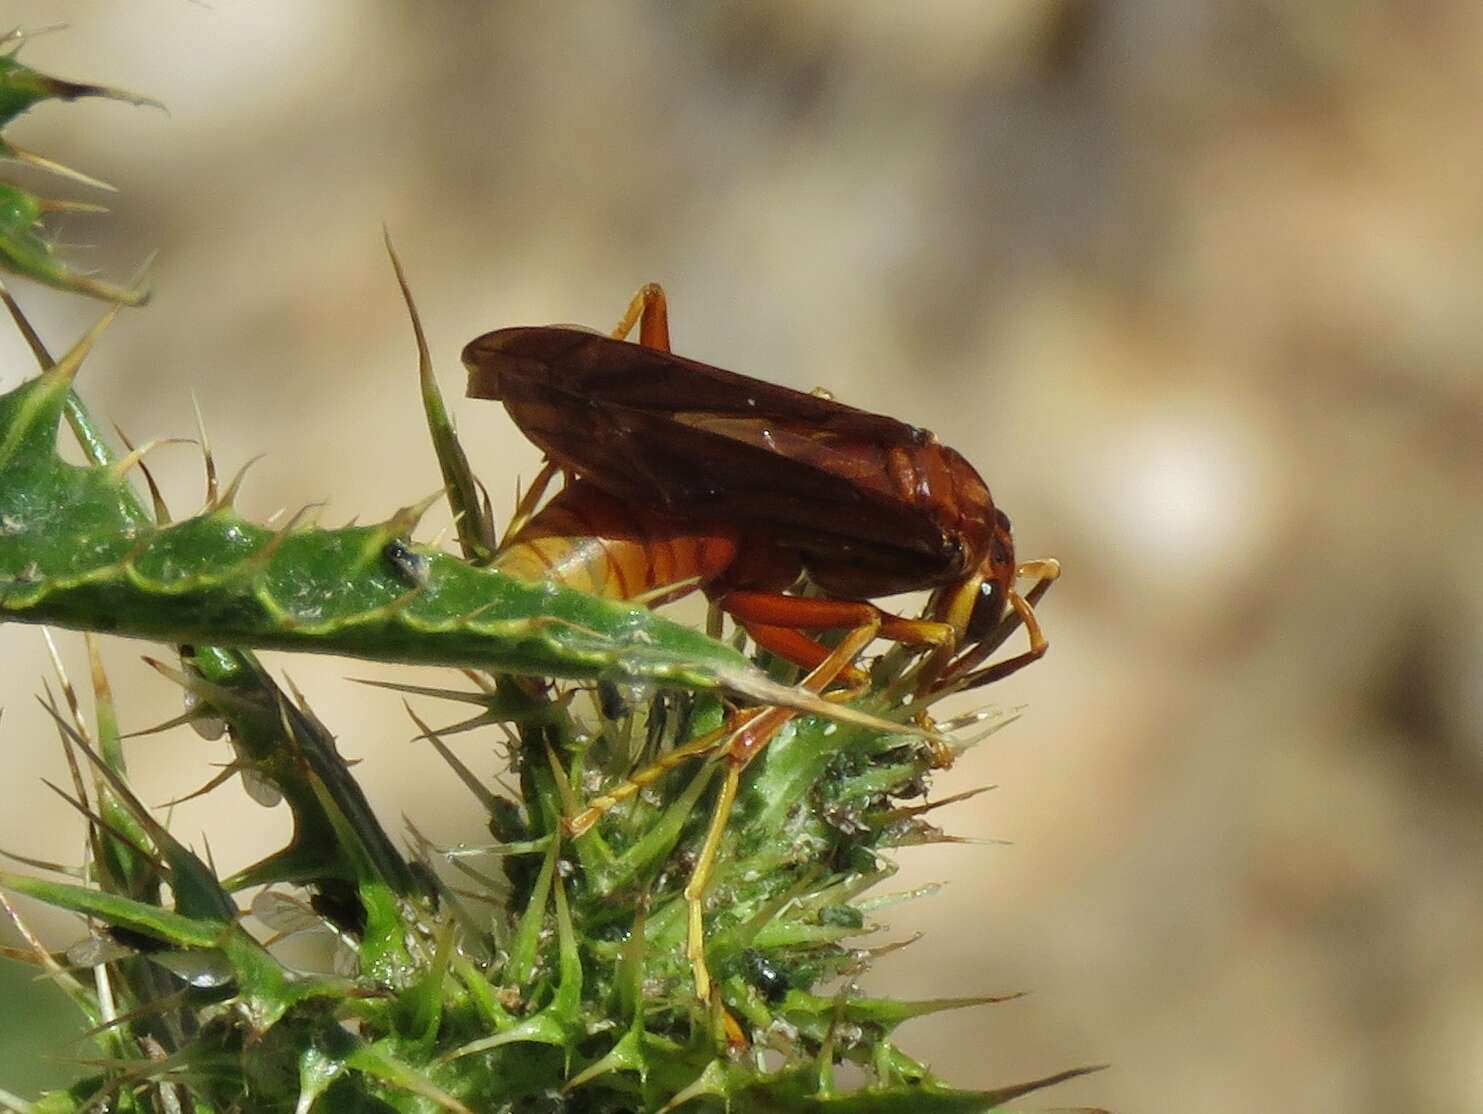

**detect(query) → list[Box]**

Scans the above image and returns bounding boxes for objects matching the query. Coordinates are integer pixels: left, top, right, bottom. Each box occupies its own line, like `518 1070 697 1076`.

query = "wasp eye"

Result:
966 577 1005 642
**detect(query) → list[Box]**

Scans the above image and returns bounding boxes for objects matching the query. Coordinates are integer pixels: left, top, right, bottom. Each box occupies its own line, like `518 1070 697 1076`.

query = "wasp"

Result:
463 284 1057 999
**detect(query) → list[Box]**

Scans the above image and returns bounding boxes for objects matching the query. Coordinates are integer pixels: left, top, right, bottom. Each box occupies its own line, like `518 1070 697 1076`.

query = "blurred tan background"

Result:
1 3 1478 1111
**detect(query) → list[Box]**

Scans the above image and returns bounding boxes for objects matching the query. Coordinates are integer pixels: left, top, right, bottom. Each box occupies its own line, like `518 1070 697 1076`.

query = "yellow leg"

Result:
678 618 880 1001
684 760 741 1002
940 558 1061 692
564 711 762 837
610 282 670 351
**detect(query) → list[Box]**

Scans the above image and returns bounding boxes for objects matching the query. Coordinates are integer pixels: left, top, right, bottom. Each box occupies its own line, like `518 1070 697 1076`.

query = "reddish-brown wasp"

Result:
463 284 1057 998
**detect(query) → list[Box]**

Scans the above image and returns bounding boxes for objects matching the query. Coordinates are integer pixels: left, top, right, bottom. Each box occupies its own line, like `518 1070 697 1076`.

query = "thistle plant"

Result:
0 41 1098 1114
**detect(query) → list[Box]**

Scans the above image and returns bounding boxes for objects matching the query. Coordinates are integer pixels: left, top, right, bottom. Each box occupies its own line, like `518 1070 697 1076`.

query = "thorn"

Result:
877 784 997 821
281 672 335 740
3 141 117 191
0 889 86 998
39 627 83 726
117 707 201 739
84 633 113 725
404 703 501 812
137 655 256 719
460 668 500 695
1 25 70 51
109 423 172 523
0 278 53 368
153 763 244 808
41 303 122 391
211 453 268 511
349 677 491 706
38 778 154 865
189 392 217 505
241 505 314 570
37 676 91 817
0 844 77 875
107 436 191 484
387 488 448 537
384 226 434 398
378 585 428 619
451 601 501 627
37 197 111 216
631 575 701 607
476 478 497 552
858 932 924 960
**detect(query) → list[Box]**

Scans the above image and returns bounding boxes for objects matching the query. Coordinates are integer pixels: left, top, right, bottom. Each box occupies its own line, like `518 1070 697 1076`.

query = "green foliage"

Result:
0 32 156 303
0 39 1096 1114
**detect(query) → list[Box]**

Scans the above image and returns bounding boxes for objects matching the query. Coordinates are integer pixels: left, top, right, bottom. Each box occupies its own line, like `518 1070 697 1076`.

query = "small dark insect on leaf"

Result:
596 680 631 721
742 948 790 1003
310 884 369 937
383 539 430 586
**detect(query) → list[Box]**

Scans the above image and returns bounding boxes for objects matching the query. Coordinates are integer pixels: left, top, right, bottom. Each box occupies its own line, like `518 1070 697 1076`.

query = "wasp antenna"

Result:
189 392 218 505
212 453 267 511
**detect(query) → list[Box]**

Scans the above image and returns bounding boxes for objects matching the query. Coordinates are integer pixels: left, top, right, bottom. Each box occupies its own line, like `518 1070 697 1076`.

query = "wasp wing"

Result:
464 327 978 577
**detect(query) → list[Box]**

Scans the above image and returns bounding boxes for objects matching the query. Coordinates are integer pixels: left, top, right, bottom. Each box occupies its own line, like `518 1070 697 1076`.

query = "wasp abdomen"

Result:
494 479 739 603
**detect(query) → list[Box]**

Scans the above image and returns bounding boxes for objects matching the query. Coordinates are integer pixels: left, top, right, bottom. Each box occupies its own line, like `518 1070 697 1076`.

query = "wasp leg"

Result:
611 282 671 351
941 559 1061 692
563 712 759 837
719 590 954 684
737 621 871 694
684 619 880 1001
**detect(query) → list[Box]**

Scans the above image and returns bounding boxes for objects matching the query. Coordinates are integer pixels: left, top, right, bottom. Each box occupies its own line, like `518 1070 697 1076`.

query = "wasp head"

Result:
966 507 1016 643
